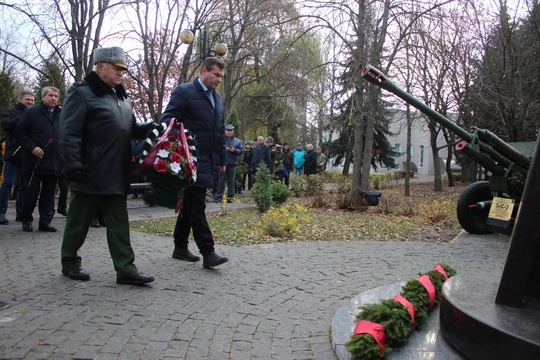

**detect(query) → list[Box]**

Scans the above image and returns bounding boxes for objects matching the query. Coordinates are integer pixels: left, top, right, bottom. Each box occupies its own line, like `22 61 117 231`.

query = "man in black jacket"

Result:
304 143 318 175
0 91 35 224
161 57 229 269
59 47 157 285
15 87 61 232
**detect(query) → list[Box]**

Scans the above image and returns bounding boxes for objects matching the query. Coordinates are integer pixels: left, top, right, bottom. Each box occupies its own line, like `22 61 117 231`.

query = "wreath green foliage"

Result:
345 263 456 359
142 171 186 209
345 334 387 360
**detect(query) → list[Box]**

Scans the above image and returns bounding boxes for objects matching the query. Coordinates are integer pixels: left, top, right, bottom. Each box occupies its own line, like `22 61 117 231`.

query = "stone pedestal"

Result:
440 272 540 359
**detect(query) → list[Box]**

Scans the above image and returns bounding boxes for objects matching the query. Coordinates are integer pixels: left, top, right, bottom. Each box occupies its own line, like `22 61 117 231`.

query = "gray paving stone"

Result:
0 194 511 359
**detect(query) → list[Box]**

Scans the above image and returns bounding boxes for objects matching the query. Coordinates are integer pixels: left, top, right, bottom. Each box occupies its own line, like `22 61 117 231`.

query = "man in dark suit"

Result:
15 87 61 232
161 57 229 269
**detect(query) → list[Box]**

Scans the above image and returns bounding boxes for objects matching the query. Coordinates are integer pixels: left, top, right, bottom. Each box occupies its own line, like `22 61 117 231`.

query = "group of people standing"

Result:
211 130 328 202
235 138 327 191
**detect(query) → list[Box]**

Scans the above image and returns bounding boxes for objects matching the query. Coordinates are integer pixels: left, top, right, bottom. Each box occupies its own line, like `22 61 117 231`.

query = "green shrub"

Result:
369 173 394 190
251 163 273 212
305 174 324 196
289 173 307 197
270 181 291 205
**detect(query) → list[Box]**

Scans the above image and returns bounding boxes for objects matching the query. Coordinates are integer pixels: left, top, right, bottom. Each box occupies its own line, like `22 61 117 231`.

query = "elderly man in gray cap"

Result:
215 123 243 203
59 46 159 286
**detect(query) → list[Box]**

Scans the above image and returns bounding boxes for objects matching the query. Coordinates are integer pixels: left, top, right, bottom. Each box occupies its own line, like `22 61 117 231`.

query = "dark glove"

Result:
141 122 163 135
67 170 84 183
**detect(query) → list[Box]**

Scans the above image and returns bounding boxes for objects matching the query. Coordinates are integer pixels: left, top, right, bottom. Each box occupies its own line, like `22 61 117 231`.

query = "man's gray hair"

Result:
306 143 313 150
41 86 60 97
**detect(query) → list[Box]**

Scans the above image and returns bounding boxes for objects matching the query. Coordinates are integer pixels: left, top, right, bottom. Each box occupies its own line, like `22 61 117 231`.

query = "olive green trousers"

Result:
61 192 138 278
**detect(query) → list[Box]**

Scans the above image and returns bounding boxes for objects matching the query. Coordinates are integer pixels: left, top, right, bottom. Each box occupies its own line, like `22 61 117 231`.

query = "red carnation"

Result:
170 152 182 163
154 160 168 174
174 144 183 154
168 136 176 141
161 141 172 150
48 138 54 144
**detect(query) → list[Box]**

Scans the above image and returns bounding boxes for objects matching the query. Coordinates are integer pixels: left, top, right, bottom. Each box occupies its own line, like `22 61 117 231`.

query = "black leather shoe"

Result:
38 224 57 232
57 209 68 216
172 247 200 262
22 222 33 232
90 218 100 228
62 267 90 281
97 217 106 227
0 216 8 225
203 251 229 269
117 272 155 286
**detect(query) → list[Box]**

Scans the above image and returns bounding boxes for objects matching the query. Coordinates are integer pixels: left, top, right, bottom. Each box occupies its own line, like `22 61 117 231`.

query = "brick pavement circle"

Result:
0 189 509 359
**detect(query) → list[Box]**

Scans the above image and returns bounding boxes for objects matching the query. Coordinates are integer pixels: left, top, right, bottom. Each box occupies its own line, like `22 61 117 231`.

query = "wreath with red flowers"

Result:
137 118 197 211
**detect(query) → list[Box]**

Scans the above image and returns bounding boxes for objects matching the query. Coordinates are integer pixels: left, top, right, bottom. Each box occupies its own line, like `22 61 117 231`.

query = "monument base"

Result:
440 272 540 359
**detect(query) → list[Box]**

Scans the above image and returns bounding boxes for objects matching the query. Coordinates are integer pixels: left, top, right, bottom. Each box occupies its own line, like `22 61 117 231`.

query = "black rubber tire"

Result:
457 181 493 234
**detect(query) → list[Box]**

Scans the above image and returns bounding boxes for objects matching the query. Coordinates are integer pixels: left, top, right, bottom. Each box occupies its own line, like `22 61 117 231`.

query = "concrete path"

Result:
0 191 509 359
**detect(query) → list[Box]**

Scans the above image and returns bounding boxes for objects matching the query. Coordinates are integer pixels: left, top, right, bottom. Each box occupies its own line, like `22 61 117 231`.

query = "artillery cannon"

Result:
361 65 536 235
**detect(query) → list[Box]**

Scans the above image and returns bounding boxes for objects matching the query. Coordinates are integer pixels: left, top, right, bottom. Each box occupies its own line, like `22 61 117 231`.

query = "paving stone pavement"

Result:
0 194 510 360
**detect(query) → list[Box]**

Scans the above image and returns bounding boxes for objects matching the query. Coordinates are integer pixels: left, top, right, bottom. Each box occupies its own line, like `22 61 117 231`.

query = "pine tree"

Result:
34 53 67 103
0 70 16 142
225 108 241 137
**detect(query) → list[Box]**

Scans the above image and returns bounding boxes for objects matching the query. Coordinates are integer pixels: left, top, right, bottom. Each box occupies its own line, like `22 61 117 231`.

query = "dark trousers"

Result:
21 173 58 225
0 159 26 217
61 192 137 278
215 165 236 200
174 185 215 255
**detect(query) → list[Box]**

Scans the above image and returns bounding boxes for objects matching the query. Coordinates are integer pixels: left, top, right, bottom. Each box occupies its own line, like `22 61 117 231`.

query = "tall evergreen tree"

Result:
0 70 16 142
34 53 67 103
225 108 241 138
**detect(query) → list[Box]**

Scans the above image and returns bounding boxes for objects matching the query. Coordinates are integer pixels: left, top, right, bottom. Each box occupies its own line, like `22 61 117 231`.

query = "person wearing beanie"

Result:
293 143 306 175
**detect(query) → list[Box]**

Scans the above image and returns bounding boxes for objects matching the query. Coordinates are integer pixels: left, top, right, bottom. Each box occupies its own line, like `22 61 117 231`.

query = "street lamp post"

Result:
179 28 227 60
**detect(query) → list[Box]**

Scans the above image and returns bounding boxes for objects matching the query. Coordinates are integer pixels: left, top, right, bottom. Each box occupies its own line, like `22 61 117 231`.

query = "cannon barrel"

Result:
361 65 531 178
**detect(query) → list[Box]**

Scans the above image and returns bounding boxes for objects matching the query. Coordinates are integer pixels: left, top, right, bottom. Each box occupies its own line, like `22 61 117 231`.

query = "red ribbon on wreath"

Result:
353 320 385 354
417 275 436 310
433 265 448 280
393 294 415 332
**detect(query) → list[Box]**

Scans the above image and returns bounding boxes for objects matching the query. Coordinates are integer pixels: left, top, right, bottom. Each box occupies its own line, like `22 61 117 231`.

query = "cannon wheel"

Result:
457 181 493 234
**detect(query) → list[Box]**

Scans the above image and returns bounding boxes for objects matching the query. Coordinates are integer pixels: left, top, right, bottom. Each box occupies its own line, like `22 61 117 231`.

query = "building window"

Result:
394 143 402 153
419 145 424 168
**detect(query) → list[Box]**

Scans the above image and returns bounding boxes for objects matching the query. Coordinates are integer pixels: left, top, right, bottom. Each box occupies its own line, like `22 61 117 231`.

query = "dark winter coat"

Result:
59 71 149 195
282 149 293 172
161 78 226 190
15 102 62 175
305 149 318 175
250 144 271 172
1 102 27 161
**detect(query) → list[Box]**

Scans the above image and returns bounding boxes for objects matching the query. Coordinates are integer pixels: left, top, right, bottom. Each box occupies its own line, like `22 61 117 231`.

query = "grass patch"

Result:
131 182 465 245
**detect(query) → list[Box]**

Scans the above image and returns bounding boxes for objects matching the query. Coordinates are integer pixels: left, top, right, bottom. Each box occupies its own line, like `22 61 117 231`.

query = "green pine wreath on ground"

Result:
345 264 456 359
